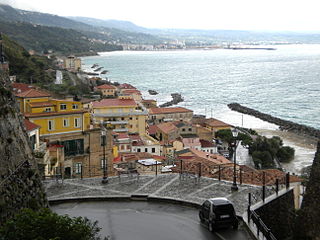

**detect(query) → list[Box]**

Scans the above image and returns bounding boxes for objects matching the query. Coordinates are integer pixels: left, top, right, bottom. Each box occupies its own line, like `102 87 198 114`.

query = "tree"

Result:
0 208 105 240
277 146 295 163
215 129 233 145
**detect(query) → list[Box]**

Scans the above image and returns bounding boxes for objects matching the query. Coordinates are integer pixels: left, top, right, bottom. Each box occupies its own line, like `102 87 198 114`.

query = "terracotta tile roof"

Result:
205 118 231 128
12 83 35 94
149 107 193 115
148 125 158 135
92 98 136 108
119 83 136 89
142 99 156 103
200 139 215 148
28 101 55 107
24 110 87 118
115 133 130 139
16 89 51 98
97 84 116 89
122 89 142 95
24 119 40 132
156 122 178 134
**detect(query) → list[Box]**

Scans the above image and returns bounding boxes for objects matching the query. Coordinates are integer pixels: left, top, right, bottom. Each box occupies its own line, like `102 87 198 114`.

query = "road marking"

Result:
214 231 227 240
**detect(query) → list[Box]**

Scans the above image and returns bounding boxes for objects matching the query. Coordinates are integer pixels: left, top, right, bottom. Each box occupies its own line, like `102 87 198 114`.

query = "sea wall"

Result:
0 72 47 223
228 103 320 139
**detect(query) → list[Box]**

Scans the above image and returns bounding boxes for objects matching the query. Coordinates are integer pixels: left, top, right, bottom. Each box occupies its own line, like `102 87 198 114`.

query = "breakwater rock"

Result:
148 89 158 95
228 103 320 139
159 93 184 107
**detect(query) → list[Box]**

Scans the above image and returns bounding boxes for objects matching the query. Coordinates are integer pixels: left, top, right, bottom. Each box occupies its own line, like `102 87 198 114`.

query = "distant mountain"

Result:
68 17 148 33
0 20 122 55
0 4 93 32
0 4 166 48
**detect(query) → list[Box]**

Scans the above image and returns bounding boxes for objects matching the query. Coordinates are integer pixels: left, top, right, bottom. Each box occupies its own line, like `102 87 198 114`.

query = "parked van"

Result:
199 197 238 231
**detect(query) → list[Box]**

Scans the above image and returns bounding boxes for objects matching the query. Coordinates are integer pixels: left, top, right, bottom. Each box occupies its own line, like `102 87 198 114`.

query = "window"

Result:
60 104 67 110
182 128 185 132
137 148 141 152
72 104 79 109
48 120 54 131
129 117 133 120
63 118 69 127
61 139 84 156
45 108 51 112
74 118 81 128
189 128 192 131
120 145 125 150
152 148 156 153
145 148 148 152
75 163 82 174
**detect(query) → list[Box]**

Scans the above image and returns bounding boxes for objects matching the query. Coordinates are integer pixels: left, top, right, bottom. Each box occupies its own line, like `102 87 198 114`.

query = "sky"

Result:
1 0 320 31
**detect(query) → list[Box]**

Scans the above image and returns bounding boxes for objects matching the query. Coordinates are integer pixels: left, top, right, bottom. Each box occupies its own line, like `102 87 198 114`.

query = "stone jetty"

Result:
159 93 184 107
228 103 320 139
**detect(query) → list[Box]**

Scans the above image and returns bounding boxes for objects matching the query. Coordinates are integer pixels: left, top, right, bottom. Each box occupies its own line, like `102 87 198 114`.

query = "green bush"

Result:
0 208 104 240
277 146 295 163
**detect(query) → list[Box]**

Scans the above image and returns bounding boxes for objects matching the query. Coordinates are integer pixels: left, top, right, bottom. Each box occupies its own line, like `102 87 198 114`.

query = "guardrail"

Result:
248 209 277 240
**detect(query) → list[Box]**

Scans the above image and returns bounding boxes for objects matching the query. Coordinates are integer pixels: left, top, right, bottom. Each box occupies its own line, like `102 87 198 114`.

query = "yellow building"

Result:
64 55 81 72
15 88 52 113
24 98 90 137
96 84 117 97
91 96 147 135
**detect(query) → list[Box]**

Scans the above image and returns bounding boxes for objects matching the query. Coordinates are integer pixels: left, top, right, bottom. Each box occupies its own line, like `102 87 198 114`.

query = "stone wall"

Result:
0 72 47 223
254 189 295 240
228 103 320 139
294 141 320 240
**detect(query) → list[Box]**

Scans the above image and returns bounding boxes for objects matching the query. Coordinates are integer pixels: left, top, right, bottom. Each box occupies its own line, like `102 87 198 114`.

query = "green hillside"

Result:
0 20 122 55
2 34 55 84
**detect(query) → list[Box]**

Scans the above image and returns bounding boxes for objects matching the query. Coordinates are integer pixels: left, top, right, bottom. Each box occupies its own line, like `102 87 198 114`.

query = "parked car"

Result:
199 197 238 231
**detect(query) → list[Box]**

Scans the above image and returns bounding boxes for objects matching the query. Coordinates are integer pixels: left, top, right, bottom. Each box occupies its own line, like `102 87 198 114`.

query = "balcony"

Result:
113 128 129 133
93 110 148 118
108 121 128 125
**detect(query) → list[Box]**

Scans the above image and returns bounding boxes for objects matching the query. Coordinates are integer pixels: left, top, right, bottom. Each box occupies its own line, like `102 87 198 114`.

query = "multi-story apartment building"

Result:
91 96 148 135
63 55 81 72
148 107 193 124
95 84 117 97
15 88 114 178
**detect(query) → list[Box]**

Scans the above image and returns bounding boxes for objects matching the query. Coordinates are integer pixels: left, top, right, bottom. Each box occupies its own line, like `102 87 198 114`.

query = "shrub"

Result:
0 208 104 240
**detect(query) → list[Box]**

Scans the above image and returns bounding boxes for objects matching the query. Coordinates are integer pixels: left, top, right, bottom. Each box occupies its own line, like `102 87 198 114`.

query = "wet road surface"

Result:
51 201 252 240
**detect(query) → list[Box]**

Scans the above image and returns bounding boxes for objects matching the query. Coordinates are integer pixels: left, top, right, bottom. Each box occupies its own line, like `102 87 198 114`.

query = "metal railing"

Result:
248 209 277 240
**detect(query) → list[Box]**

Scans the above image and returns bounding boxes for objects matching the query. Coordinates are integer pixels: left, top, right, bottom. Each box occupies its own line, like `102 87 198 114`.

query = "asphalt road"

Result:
51 201 252 240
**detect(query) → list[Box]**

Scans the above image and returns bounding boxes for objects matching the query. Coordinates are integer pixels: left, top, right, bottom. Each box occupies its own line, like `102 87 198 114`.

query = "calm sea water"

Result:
82 45 320 172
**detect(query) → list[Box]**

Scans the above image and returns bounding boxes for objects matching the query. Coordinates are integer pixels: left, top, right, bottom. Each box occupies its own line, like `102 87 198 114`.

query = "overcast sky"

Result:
1 0 320 31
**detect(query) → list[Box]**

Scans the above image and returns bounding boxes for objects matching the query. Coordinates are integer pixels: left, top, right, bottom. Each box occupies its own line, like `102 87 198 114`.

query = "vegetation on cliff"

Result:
0 208 104 240
215 129 294 169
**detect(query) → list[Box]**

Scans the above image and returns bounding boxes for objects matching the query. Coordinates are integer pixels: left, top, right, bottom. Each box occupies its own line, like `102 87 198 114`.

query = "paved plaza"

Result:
45 173 274 215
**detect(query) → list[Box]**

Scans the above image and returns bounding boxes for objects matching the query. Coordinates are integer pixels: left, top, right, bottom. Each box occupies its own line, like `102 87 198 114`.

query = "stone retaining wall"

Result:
228 103 320 139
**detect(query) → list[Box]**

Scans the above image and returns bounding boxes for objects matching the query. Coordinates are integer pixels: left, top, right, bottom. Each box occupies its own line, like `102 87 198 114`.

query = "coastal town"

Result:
1 46 301 188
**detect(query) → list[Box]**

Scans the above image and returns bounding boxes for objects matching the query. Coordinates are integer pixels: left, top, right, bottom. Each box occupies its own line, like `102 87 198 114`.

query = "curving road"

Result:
51 201 252 240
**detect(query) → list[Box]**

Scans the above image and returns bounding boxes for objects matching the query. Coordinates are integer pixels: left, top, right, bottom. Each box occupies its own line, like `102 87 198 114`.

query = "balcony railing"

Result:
93 110 148 118
113 128 129 133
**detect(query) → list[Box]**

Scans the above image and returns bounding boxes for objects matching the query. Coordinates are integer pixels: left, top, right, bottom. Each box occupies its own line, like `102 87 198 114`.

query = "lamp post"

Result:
101 128 108 184
231 128 238 191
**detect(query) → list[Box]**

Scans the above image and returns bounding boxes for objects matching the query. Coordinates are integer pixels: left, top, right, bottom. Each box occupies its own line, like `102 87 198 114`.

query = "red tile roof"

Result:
122 89 142 95
149 107 193 114
119 83 136 89
156 122 178 134
148 125 158 135
24 119 40 132
205 118 231 128
92 98 137 108
16 89 51 98
97 84 116 90
200 139 215 148
12 83 35 94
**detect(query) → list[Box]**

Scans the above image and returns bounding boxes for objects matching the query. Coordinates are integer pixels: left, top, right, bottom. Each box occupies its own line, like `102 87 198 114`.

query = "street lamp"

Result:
231 128 238 191
101 128 108 184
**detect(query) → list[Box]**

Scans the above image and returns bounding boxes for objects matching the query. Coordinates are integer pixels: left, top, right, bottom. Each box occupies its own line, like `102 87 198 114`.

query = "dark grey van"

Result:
199 198 238 231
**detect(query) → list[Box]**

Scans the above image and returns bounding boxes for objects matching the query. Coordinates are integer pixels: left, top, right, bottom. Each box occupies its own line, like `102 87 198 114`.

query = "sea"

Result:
82 44 320 174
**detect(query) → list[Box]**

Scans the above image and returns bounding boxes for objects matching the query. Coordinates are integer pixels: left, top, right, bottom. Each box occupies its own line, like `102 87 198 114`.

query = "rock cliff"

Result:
0 72 47 223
